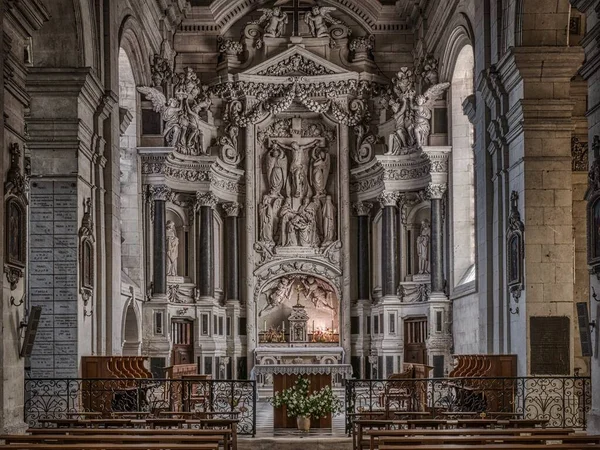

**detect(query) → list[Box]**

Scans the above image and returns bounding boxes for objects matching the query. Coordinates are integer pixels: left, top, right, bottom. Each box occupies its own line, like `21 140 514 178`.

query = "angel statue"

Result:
259 277 293 317
302 276 336 313
304 5 340 38
408 82 450 147
264 144 288 197
255 7 288 37
137 87 184 149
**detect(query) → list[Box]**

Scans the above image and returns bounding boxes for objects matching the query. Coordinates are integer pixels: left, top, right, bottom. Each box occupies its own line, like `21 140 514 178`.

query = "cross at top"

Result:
275 0 314 36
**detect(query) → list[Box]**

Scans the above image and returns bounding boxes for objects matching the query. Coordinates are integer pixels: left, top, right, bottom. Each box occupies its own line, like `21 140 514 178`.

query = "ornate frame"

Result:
79 198 95 306
587 136 600 278
4 143 27 271
507 191 524 300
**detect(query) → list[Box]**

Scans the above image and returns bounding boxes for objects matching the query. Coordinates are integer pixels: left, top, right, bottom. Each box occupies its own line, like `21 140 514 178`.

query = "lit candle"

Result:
312 321 315 333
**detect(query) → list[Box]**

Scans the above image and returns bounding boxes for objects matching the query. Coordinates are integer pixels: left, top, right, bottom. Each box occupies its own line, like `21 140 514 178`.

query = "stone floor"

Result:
239 400 352 449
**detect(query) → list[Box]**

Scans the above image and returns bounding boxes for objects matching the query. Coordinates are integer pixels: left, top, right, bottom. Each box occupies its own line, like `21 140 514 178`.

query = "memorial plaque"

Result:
530 316 570 375
29 180 78 378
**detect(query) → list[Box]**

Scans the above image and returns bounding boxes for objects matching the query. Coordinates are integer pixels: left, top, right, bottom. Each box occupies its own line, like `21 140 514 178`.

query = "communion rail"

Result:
24 378 257 435
345 376 591 433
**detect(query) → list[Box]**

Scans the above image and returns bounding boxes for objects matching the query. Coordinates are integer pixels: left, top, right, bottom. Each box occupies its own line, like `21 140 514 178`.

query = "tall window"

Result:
450 45 476 291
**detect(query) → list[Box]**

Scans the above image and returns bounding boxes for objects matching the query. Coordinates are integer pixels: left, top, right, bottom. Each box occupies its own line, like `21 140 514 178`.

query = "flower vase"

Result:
297 416 310 432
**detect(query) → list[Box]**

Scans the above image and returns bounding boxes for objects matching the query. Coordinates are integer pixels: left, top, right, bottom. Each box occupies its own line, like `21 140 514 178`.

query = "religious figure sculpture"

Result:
259 196 275 244
321 195 337 245
279 198 298 247
293 197 320 247
264 144 288 197
259 277 293 316
272 139 321 200
304 5 340 38
416 219 431 274
138 67 212 156
255 7 288 37
384 67 450 154
311 146 330 197
302 276 335 312
166 220 179 276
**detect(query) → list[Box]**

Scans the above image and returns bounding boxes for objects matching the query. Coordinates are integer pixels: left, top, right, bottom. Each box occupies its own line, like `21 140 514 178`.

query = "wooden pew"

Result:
378 445 600 450
0 444 218 450
374 434 600 448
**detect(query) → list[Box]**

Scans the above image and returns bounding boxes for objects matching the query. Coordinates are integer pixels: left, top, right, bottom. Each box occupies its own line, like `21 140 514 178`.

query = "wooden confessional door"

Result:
404 318 427 365
171 319 194 365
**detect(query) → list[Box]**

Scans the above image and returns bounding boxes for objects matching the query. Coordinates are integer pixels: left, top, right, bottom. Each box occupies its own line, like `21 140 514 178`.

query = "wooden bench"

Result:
378 445 600 450
375 434 600 447
362 427 576 450
0 444 219 450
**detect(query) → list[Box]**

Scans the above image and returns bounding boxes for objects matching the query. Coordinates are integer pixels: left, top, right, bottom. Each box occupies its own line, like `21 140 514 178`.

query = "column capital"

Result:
222 201 243 217
147 184 171 202
195 191 219 209
353 201 373 216
378 190 399 207
426 183 447 200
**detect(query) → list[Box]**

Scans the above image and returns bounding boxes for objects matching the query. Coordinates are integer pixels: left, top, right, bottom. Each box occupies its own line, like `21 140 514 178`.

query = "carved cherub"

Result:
255 7 288 37
304 5 340 38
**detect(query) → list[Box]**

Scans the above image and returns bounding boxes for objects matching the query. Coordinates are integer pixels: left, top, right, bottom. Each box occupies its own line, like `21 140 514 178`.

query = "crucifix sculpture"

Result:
275 0 314 36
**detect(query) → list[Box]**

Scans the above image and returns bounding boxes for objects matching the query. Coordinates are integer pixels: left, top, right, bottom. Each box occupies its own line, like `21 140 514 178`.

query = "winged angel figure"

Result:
254 6 288 37
409 82 450 147
137 87 184 150
304 5 340 37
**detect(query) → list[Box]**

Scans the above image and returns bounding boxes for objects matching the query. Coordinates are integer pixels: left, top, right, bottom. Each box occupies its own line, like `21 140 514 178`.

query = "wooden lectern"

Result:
273 373 332 428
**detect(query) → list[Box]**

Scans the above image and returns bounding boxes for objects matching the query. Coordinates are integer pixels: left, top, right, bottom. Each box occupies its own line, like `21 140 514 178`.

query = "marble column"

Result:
379 191 399 297
151 185 171 295
223 202 242 301
427 184 447 293
196 192 218 298
353 202 373 300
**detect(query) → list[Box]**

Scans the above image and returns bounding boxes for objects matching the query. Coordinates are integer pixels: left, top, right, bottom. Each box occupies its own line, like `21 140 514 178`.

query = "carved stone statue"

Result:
259 196 275 244
138 67 212 156
409 83 450 147
265 144 288 197
259 277 293 317
279 198 298 247
255 7 288 37
304 6 340 38
272 139 321 201
416 219 430 275
166 220 179 276
294 197 320 247
302 276 335 312
321 195 337 245
311 146 330 197
150 39 176 87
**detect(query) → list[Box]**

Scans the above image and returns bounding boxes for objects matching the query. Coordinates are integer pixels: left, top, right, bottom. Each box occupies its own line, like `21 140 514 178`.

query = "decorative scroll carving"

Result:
150 39 176 87
572 136 589 172
167 284 195 304
257 54 334 76
79 198 95 307
349 35 374 54
507 191 524 301
219 101 243 167
4 265 23 291
218 38 243 57
352 121 377 165
384 67 449 154
138 67 211 155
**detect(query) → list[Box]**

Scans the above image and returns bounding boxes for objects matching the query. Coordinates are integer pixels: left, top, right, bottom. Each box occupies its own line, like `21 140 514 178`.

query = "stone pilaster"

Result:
196 192 218 298
150 185 170 296
378 191 400 298
353 202 373 301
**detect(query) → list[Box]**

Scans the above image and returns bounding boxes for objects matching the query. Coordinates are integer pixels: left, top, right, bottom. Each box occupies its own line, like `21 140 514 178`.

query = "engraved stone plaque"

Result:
530 316 570 375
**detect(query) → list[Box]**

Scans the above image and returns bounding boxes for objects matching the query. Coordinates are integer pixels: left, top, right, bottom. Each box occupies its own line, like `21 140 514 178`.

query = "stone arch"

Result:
122 299 141 356
439 21 474 83
118 14 153 87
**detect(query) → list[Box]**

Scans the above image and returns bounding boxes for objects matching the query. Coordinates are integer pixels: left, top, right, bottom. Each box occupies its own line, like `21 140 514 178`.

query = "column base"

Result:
380 295 402 305
588 409 600 433
429 291 449 302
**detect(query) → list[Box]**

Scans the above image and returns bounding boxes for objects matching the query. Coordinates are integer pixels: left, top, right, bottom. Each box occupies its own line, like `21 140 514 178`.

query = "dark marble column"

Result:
223 202 242 301
379 191 399 297
150 185 170 295
353 202 373 301
427 183 447 293
196 192 218 298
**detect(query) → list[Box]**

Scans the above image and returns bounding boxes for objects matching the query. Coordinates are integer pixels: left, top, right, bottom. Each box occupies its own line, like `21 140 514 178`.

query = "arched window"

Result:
450 45 476 292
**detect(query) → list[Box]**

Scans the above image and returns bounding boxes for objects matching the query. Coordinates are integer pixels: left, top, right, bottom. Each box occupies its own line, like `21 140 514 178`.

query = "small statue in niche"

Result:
311 146 330 198
321 195 337 245
416 219 431 275
259 196 275 244
166 220 179 276
255 7 288 37
264 145 288 197
304 5 340 38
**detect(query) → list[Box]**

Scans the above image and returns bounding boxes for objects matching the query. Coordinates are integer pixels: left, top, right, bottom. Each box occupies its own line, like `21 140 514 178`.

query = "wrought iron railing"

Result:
24 378 257 436
345 377 591 433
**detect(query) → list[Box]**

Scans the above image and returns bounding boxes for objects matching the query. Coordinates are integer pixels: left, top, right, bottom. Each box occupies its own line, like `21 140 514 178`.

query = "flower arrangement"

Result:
270 377 343 419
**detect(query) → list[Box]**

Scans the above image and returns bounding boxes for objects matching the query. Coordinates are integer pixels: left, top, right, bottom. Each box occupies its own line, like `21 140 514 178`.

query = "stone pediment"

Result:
242 46 350 78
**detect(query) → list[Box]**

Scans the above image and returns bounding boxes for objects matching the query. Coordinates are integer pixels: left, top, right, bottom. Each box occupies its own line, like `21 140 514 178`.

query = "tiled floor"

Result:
254 399 347 437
